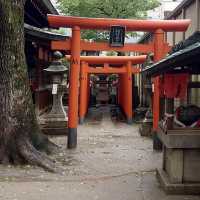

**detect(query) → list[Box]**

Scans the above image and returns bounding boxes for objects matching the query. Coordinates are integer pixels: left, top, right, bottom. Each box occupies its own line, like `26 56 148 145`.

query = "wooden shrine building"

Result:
143 31 200 194
24 0 67 114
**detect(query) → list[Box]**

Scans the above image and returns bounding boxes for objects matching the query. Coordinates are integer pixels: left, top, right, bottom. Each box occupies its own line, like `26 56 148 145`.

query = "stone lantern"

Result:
139 53 154 137
42 51 68 131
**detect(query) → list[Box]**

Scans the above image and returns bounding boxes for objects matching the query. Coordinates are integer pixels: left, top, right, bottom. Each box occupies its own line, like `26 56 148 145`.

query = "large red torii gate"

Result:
65 55 146 124
48 15 190 149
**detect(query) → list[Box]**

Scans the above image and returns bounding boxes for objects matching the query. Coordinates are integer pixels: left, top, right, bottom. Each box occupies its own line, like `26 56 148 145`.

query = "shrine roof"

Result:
25 0 58 28
142 32 200 77
25 23 68 41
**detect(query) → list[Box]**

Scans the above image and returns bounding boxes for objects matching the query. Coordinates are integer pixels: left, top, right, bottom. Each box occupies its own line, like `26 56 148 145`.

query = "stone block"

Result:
157 169 200 195
164 148 183 183
184 149 200 182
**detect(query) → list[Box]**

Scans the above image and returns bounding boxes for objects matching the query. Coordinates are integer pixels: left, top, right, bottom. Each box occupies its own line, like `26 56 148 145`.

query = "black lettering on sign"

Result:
71 58 80 65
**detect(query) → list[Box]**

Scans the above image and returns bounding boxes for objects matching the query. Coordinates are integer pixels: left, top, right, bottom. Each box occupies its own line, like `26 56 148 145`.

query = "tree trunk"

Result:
0 0 59 172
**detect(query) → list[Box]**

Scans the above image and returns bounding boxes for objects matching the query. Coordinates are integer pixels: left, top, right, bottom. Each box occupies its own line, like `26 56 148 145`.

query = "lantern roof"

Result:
44 51 67 73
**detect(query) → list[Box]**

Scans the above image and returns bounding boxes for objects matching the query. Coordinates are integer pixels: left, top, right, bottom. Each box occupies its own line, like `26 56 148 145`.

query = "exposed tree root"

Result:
0 134 62 173
0 145 9 164
30 131 61 154
17 137 59 173
45 139 61 155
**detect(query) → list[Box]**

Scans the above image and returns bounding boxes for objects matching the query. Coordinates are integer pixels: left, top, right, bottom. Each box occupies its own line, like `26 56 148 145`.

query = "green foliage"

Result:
51 27 67 35
56 0 159 40
57 0 159 18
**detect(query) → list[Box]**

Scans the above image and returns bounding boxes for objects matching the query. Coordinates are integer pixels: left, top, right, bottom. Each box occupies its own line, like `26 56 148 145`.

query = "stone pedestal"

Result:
157 128 200 194
139 119 152 137
139 109 153 137
47 85 67 123
39 84 68 135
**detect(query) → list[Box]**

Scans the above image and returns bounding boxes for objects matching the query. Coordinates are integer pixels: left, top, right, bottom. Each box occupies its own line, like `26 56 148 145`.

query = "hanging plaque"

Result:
109 26 125 47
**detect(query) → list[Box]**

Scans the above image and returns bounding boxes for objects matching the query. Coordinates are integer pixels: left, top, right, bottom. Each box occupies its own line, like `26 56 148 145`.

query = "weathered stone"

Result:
158 128 200 194
157 169 200 195
184 149 200 182
139 122 152 137
164 148 183 183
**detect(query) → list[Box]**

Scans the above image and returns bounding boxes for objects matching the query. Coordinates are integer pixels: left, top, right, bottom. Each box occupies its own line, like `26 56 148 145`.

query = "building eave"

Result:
165 0 194 19
24 23 68 41
142 42 200 77
40 0 59 15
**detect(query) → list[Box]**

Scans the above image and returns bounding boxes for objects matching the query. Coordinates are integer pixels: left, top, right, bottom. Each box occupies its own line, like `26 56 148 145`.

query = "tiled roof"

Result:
142 31 200 76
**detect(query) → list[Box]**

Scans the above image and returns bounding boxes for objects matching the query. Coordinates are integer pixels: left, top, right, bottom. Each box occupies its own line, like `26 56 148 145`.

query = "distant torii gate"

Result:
48 15 190 149
65 55 147 124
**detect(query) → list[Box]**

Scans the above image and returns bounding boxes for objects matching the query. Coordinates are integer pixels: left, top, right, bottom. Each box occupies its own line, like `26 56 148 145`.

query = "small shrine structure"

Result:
143 32 200 194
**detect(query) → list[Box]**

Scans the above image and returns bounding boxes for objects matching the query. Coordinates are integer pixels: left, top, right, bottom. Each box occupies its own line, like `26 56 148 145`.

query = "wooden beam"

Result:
52 39 154 53
87 66 127 74
85 66 140 74
48 15 190 32
66 55 147 65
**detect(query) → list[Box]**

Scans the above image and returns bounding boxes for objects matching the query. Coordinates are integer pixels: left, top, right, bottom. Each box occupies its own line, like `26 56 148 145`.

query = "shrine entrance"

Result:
65 55 146 124
48 15 190 148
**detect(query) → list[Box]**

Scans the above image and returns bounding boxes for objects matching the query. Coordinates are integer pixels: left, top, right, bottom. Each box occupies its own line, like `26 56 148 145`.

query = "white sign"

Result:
152 83 154 93
52 84 58 94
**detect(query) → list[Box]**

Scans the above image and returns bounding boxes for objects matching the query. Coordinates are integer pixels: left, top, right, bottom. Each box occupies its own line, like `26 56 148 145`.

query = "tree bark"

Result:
0 0 59 172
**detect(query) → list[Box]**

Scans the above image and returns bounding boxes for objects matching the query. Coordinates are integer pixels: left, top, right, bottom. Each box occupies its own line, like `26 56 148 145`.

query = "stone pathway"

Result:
0 106 199 200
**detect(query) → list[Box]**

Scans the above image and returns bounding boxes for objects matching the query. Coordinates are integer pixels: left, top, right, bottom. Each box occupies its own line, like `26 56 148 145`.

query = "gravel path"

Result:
0 106 199 200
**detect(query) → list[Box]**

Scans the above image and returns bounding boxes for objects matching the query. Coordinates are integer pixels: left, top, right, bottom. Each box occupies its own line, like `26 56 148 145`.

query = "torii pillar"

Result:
79 61 89 124
152 29 166 150
68 26 80 148
126 61 133 124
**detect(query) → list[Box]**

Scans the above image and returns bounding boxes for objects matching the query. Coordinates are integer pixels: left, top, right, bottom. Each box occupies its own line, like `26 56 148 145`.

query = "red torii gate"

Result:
65 55 146 124
48 15 190 149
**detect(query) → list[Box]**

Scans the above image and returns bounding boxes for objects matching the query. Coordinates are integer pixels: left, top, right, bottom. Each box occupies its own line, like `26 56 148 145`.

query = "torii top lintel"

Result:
66 55 147 65
48 15 190 32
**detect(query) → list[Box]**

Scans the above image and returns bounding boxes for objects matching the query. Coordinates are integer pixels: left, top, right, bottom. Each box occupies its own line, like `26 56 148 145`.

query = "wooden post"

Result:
126 61 133 124
35 47 44 115
117 63 133 124
79 61 88 124
68 26 80 149
87 73 90 109
165 98 174 130
152 29 165 150
153 29 165 130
